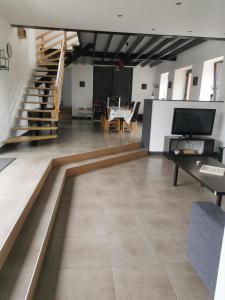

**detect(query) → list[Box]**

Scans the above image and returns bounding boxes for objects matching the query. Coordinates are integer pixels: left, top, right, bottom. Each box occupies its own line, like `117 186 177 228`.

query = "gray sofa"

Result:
187 201 225 296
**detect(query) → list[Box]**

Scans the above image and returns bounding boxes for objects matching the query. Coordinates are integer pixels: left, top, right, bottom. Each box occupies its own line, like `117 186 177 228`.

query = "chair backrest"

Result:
131 102 140 122
102 102 109 119
130 101 135 109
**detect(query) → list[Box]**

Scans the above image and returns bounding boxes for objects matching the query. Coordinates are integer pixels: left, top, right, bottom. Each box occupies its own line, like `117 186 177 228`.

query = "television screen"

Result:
172 108 216 136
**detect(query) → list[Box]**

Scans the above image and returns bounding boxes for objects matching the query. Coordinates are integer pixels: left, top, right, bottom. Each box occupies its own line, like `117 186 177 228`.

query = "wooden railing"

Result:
35 30 77 121
52 39 66 120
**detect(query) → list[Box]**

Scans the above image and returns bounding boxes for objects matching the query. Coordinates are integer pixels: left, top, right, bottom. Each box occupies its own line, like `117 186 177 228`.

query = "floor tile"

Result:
35 268 116 300
150 233 188 264
44 235 111 270
53 212 106 237
104 213 146 234
165 263 213 300
140 210 187 236
108 232 160 267
113 266 177 300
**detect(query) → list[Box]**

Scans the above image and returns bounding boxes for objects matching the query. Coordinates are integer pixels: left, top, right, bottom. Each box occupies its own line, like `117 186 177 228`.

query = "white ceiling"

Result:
1 0 225 38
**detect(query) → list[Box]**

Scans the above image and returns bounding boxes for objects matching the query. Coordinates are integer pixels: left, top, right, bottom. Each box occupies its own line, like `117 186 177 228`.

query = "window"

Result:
172 66 192 100
159 72 169 100
200 56 224 101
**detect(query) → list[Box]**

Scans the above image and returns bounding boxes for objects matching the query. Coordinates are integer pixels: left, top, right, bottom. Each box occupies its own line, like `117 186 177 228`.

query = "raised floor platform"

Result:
0 142 147 299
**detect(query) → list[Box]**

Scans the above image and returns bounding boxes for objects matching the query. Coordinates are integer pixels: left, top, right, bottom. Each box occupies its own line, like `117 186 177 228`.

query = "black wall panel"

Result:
93 66 133 107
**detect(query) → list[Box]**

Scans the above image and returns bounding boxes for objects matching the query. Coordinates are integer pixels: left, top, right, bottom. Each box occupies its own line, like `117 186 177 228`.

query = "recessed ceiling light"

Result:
117 14 123 18
176 2 182 5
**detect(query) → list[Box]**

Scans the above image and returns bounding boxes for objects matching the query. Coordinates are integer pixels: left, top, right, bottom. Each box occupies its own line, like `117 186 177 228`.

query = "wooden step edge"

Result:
24 94 54 97
66 149 148 177
25 172 66 300
0 161 52 270
32 74 57 78
38 63 58 66
33 69 57 72
19 109 54 113
30 81 55 84
27 87 55 90
5 135 57 144
17 117 58 121
22 101 53 105
13 127 58 131
53 142 143 166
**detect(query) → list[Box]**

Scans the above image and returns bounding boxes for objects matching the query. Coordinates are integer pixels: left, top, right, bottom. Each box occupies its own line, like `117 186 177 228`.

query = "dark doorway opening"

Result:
93 66 133 107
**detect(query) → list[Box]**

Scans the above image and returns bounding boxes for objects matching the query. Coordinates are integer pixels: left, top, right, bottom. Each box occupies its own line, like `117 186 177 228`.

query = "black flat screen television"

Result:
171 108 216 137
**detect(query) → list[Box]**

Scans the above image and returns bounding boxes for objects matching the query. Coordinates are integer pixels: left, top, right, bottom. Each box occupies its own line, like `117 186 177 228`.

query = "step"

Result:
24 93 54 97
21 101 53 105
13 126 58 131
0 146 147 299
47 58 60 62
17 117 57 122
38 63 58 66
27 87 55 91
33 69 57 73
30 80 55 84
0 142 142 269
19 109 54 113
5 135 57 144
32 74 57 78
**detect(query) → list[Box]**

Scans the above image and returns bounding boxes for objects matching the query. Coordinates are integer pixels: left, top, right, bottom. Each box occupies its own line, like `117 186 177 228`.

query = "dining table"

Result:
108 107 132 124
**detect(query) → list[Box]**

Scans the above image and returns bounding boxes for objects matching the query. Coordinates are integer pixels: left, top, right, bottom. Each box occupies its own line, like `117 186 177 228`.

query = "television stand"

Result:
164 136 215 159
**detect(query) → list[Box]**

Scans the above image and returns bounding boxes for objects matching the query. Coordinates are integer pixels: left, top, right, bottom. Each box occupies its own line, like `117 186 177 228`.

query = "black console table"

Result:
164 136 215 159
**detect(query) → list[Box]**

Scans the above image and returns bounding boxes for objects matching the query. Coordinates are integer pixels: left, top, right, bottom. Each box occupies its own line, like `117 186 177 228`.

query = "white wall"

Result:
71 64 93 116
132 65 156 113
148 100 224 152
153 40 225 146
0 16 36 145
70 64 157 115
154 40 225 101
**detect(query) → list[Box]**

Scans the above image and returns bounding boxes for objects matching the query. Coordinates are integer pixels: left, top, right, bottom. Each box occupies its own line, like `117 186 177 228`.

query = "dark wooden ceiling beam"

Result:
77 31 83 49
71 47 177 61
150 38 206 67
93 60 137 67
126 36 145 54
103 34 113 61
134 36 162 60
140 37 175 67
66 43 93 66
93 33 97 58
114 35 130 58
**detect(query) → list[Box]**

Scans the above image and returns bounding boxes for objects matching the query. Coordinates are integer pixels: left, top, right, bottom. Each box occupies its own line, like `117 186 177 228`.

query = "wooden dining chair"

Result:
102 105 120 133
123 101 140 132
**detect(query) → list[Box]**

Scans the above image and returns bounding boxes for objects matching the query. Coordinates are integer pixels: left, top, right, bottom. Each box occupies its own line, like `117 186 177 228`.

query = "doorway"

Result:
93 66 133 107
184 69 192 100
159 72 169 100
200 56 224 101
172 66 192 100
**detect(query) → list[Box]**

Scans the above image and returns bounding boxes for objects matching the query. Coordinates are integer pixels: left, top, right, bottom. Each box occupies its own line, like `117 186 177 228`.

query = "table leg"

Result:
216 195 222 207
173 164 179 186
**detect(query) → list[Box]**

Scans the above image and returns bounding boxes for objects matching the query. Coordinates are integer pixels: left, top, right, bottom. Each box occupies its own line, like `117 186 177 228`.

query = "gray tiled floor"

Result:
35 155 215 300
